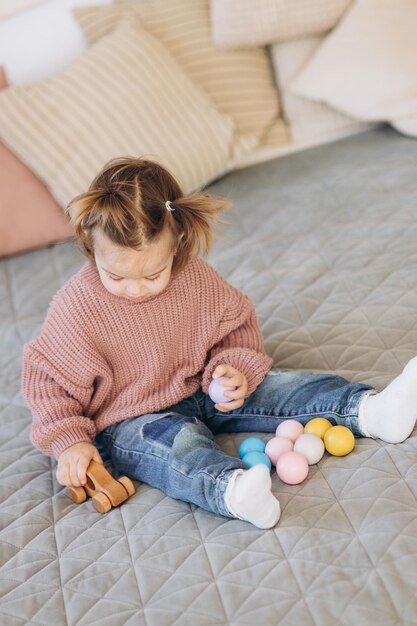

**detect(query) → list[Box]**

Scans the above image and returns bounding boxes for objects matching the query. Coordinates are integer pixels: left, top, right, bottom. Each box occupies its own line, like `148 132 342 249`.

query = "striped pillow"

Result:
258 118 291 149
210 0 351 48
73 0 285 156
0 18 234 207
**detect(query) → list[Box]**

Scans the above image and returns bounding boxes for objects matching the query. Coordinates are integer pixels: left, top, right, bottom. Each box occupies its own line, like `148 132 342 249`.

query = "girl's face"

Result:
93 228 176 302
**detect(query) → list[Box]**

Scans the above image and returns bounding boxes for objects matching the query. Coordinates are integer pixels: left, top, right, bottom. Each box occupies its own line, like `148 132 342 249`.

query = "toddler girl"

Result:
22 156 417 529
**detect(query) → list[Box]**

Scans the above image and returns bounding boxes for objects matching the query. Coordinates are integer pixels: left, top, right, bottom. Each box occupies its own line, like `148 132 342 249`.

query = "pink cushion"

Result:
0 66 8 89
0 138 74 257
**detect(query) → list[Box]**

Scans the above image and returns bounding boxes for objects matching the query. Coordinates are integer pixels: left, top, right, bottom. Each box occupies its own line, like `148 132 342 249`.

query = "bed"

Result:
2 126 417 625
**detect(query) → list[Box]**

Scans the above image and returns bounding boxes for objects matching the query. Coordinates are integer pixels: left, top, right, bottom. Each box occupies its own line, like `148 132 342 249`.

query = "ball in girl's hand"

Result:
293 433 325 465
208 376 236 403
275 420 304 442
242 451 272 470
324 425 355 456
238 437 265 459
304 417 333 440
265 436 294 466
276 451 309 485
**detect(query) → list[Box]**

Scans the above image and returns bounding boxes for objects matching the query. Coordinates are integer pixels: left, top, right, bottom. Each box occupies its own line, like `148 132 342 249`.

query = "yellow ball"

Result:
304 417 333 440
324 426 355 456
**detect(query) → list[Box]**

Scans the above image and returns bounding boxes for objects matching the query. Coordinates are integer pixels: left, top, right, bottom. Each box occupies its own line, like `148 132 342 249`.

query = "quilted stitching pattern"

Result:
2 127 417 625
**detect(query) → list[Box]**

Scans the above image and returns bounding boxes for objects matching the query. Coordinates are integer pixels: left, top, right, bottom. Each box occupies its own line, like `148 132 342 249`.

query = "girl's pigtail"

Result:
168 192 232 273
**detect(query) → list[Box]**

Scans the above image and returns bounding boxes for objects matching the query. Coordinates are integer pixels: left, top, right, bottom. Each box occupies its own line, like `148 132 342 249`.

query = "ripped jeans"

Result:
93 367 374 519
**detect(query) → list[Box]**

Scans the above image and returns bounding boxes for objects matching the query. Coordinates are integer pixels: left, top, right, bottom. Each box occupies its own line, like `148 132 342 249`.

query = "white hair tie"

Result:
165 200 175 211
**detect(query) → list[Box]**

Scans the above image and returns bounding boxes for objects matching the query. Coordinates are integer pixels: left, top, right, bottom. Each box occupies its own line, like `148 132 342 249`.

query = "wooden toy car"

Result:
67 459 136 513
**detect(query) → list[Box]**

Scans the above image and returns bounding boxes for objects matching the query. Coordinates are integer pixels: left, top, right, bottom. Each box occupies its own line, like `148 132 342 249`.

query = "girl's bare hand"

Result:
56 441 103 487
212 364 249 412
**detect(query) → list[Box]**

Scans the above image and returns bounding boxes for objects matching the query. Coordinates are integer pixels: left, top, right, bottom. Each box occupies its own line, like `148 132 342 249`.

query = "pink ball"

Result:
276 451 309 485
275 420 304 443
265 437 294 466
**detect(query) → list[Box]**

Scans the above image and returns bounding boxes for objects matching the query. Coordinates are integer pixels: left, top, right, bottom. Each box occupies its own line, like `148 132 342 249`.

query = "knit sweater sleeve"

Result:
21 287 104 460
201 275 273 396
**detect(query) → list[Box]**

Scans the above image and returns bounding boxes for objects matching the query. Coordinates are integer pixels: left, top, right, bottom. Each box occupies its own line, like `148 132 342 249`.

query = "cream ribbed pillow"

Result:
271 38 375 145
73 0 284 157
0 19 234 207
210 0 351 48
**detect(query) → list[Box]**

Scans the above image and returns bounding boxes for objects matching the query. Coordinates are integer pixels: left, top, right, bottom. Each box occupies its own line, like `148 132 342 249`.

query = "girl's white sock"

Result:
358 356 417 443
224 464 281 529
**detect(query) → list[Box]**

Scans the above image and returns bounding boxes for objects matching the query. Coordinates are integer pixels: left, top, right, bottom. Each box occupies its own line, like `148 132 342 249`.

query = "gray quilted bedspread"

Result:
2 126 417 625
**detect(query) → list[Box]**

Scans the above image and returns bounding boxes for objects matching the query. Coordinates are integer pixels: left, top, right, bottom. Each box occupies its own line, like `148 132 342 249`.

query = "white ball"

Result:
293 433 325 465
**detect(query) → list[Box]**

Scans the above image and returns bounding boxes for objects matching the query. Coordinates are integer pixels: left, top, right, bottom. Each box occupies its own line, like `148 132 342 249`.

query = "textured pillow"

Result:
290 0 417 137
210 0 351 48
271 38 375 145
0 142 74 258
0 18 234 208
0 0 113 85
73 0 283 155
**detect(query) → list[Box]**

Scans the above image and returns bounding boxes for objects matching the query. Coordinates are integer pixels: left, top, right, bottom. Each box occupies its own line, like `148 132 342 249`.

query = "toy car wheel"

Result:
67 486 87 504
118 476 135 496
92 492 112 513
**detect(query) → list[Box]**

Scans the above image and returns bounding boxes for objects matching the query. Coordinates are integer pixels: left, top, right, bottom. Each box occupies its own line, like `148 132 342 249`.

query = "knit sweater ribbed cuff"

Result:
202 347 273 396
29 413 97 459
49 429 96 459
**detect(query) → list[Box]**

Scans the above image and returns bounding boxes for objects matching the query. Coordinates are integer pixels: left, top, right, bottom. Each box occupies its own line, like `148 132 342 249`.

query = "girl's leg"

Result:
202 367 375 437
203 359 417 444
94 410 280 528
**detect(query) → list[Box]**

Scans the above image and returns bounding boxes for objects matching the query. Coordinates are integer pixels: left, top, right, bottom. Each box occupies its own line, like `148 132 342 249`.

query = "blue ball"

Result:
238 437 266 459
242 451 272 470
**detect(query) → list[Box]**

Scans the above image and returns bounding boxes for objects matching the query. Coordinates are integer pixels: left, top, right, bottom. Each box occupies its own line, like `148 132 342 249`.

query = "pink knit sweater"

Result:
22 257 273 459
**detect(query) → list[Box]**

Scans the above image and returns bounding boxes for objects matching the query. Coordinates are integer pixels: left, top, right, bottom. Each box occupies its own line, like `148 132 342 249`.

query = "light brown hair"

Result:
65 156 232 275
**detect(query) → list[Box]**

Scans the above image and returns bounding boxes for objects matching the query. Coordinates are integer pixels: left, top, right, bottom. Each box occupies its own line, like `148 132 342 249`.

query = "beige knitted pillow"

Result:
73 0 284 156
210 0 351 48
0 18 234 207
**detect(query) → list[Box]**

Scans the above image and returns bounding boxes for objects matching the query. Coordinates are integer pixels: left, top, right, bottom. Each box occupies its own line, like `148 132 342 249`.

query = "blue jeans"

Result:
93 368 374 519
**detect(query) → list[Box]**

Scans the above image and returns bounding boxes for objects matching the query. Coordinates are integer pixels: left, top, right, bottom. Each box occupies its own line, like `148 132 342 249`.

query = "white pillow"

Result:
272 37 375 145
0 0 45 20
290 0 417 137
0 0 113 85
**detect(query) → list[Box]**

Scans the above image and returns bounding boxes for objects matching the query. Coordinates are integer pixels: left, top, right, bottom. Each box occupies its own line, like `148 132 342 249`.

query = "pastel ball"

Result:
265 436 294 466
242 451 272 470
304 417 333 440
275 420 304 443
208 376 236 403
238 437 266 459
324 425 355 456
293 433 325 465
276 451 309 485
